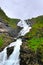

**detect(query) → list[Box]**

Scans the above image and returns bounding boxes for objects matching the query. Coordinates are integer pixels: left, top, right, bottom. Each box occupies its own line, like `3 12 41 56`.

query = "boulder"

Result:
7 46 14 58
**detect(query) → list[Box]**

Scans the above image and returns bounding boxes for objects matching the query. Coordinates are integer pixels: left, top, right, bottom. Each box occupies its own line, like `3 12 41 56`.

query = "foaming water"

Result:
17 20 31 36
0 39 22 65
0 20 31 65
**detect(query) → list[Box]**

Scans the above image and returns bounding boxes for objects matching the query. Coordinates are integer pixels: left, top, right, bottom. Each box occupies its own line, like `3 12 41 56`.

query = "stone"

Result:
7 46 14 59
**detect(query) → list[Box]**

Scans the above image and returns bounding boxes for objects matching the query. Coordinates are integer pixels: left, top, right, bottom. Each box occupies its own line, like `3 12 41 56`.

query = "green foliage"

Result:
27 37 43 51
0 34 6 47
0 37 4 47
26 16 43 52
26 16 43 38
0 34 13 47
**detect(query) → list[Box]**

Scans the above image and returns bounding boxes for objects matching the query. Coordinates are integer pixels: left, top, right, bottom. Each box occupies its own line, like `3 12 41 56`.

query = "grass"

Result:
0 33 13 48
27 37 43 51
26 16 43 52
0 34 6 47
0 37 4 47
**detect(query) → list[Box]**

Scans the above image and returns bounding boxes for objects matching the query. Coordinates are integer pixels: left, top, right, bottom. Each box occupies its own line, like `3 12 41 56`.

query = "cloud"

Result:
0 0 43 19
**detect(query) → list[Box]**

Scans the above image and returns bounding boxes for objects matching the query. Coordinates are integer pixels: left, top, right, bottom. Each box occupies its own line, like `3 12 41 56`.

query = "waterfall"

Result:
17 20 31 36
0 20 31 65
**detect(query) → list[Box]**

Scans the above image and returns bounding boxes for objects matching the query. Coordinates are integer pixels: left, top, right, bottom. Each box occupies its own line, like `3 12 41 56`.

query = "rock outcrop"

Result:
0 18 21 52
7 46 14 58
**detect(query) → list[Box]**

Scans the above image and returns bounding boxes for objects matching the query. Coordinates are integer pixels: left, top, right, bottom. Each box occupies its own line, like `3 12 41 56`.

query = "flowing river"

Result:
0 20 31 65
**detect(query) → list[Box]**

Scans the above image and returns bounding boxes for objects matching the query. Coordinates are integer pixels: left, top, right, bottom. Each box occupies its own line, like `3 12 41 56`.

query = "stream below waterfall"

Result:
0 20 31 65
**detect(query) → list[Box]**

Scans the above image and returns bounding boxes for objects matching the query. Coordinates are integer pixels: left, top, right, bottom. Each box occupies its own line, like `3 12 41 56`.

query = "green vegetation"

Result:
0 8 20 48
0 36 4 47
0 33 13 48
26 16 43 38
27 37 43 51
0 8 20 29
26 16 43 52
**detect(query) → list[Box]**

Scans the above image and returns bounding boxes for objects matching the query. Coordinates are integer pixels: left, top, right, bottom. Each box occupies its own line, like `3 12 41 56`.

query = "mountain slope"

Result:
0 8 20 29
0 8 20 50
20 16 43 65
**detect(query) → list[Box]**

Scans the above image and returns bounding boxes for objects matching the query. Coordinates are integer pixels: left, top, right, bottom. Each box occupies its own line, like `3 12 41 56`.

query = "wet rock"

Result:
7 46 14 58
8 26 22 37
25 19 34 27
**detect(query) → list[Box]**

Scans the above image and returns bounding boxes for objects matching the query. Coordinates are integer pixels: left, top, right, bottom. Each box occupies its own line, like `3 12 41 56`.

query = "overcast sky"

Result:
0 0 43 20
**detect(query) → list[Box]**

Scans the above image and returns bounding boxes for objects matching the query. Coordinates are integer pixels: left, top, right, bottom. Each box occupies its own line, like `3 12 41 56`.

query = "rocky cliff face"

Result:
20 41 43 65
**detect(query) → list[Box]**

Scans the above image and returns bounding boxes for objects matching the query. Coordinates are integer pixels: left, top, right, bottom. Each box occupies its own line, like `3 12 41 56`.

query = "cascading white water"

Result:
0 20 31 65
17 20 31 36
0 39 22 65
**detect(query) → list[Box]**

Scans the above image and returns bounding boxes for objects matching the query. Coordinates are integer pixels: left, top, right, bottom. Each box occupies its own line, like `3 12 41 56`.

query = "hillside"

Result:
0 8 20 29
0 8 20 50
20 16 43 65
25 16 43 51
